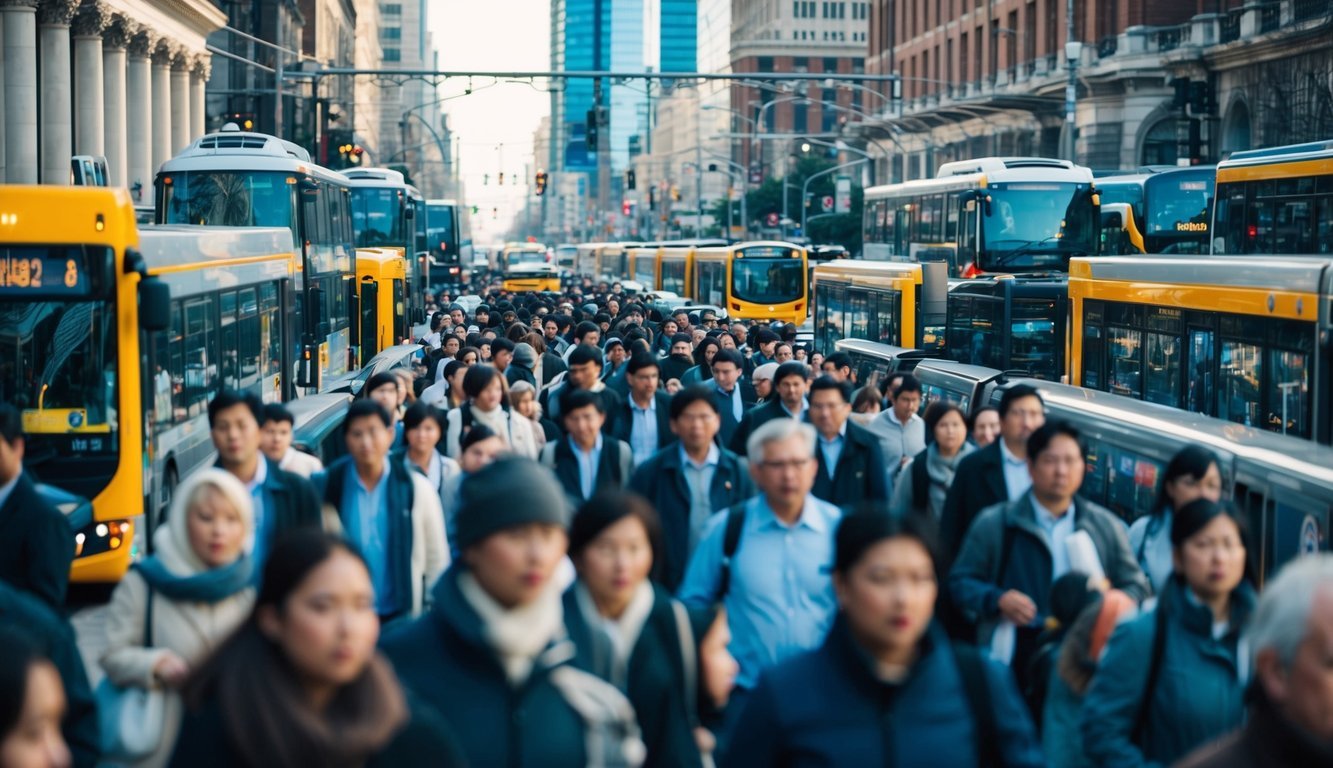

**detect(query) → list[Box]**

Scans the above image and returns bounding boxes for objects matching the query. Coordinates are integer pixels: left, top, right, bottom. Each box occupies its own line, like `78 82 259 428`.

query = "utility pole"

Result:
594 79 611 237
1064 0 1081 162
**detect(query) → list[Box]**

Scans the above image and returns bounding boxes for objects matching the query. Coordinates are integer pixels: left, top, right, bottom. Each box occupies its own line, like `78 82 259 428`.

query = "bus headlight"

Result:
73 519 133 559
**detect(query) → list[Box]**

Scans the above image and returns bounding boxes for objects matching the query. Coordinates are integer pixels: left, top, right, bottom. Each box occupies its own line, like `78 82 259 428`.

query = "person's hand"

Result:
899 455 911 467
153 652 190 688
997 590 1038 626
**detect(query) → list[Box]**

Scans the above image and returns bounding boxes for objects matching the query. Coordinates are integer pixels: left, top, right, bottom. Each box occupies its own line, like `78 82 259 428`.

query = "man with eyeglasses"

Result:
678 417 841 746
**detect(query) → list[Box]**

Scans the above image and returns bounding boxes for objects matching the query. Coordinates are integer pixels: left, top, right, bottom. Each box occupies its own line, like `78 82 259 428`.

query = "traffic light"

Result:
535 170 548 195
625 169 636 190
1188 81 1213 116
498 172 505 186
648 187 656 211
670 186 681 202
622 200 632 217
470 205 479 215
586 109 599 151
483 173 489 185
492 207 498 219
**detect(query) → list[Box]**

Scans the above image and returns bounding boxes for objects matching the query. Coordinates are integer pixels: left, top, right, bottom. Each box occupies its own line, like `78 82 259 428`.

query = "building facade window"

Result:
382 27 402 41
383 47 401 62
382 3 401 15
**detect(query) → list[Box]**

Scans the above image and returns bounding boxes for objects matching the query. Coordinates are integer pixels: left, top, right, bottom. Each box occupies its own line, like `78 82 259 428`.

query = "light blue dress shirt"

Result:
1032 494 1076 579
817 423 846 478
571 434 604 500
343 459 395 614
628 396 659 467
1000 439 1034 501
680 443 720 553
717 385 742 421
243 458 275 572
677 493 843 690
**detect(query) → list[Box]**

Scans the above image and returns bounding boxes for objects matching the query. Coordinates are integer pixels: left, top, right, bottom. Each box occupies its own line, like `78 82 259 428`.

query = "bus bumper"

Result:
69 517 137 583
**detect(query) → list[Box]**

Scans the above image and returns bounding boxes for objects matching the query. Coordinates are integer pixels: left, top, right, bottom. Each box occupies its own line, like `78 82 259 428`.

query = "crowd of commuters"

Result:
3 273 1333 768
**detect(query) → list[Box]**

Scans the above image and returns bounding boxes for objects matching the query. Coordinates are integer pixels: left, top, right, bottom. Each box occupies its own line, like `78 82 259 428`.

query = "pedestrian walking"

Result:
314 401 449 622
170 531 466 768
381 457 644 768
1175 554 1333 768
207 390 322 572
612 354 674 468
708 350 756 450
0 403 74 610
807 375 891 507
0 626 73 768
728 361 808 454
564 491 710 768
395 403 461 520
629 386 755 592
722 511 1044 767
970 406 1002 449
259 403 324 478
442 364 540 459
1127 445 1224 597
678 418 842 745
0 587 97 768
100 469 256 768
1082 499 1253 767
949 421 1149 688
891 401 976 520
541 389 634 505
866 373 926 481
939 384 1047 569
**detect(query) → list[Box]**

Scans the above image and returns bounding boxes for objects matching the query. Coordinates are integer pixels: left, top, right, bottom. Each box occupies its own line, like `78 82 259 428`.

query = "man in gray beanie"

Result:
452 456 571 552
506 342 540 389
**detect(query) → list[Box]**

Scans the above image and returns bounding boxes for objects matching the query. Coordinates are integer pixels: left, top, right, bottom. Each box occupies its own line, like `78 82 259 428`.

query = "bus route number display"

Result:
0 249 89 296
739 246 797 259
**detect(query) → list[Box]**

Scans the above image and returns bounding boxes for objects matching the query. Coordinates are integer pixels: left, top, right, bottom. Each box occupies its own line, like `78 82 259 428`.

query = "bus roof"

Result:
0 186 136 247
342 167 407 185
1069 254 1333 291
426 199 459 206
866 157 1094 198
159 128 347 184
1221 139 1333 165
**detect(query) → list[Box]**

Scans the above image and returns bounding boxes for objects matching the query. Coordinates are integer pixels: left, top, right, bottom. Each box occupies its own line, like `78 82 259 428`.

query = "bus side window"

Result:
957 198 978 275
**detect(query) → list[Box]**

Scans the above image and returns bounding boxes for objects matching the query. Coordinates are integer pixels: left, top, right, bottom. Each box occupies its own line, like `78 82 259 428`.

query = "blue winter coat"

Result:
721 617 1045 768
1081 576 1255 768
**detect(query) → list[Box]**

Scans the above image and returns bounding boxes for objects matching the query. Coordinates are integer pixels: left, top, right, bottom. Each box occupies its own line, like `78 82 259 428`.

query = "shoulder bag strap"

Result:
669 600 700 729
718 504 747 600
952 642 1000 768
1131 598 1170 746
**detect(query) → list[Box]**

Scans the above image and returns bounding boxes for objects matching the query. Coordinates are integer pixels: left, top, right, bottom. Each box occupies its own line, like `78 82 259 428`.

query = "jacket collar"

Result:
824 613 946 702
1162 574 1257 641
432 566 577 674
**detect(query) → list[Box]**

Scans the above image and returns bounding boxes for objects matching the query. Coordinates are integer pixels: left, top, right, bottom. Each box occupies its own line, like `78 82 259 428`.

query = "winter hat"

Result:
751 362 779 382
455 457 571 550
512 342 538 369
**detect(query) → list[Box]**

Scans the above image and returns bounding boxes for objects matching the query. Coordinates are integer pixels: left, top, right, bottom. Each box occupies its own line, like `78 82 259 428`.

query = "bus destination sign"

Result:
0 248 90 296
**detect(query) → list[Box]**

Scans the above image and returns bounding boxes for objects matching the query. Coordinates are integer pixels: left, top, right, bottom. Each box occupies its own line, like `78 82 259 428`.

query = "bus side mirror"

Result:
299 179 319 199
309 284 326 327
404 204 415 220
297 342 320 390
139 277 171 331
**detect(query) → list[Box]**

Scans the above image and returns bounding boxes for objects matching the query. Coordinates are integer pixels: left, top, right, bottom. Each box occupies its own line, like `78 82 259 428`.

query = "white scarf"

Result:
469 403 513 446
458 570 565 686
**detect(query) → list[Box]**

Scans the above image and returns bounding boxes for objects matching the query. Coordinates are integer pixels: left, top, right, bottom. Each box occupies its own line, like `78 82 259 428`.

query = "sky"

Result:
426 0 552 243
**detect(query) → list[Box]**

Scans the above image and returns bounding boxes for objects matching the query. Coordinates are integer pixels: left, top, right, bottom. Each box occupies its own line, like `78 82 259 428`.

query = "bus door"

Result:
359 279 379 365
957 195 982 277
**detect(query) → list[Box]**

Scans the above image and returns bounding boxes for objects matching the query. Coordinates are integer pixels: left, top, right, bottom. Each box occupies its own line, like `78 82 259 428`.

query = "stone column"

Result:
2 0 40 183
71 1 109 157
38 0 78 184
150 39 171 177
169 48 189 154
101 14 134 186
189 55 208 142
125 29 154 202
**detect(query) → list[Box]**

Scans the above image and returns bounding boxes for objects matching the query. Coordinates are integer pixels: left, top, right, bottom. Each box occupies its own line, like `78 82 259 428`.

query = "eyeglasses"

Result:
759 457 813 472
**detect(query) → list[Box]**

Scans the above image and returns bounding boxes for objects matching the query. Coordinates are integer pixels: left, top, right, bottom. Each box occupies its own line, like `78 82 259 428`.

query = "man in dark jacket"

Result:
629 386 755 591
729 361 808 454
0 583 99 767
939 384 1046 568
0 404 74 610
541 344 623 432
611 354 674 467
709 349 756 449
505 342 539 390
949 421 1148 688
806 376 890 508
659 334 696 384
208 389 322 570
541 389 633 505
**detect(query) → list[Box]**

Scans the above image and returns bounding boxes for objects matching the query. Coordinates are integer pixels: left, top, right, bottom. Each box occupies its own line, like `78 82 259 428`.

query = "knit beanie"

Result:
455 457 571 550
512 342 538 369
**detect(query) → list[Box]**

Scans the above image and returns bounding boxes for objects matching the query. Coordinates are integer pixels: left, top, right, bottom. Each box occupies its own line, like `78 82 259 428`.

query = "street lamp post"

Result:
1064 0 1082 163
801 157 869 235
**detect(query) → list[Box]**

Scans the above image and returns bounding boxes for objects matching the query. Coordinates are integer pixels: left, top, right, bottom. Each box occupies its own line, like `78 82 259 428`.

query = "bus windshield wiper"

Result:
985 236 1066 269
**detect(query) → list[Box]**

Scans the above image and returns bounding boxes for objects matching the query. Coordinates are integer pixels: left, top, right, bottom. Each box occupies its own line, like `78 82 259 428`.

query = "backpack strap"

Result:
1131 597 1170 746
952 642 1001 768
910 449 930 513
144 583 154 648
717 504 748 600
669 600 700 730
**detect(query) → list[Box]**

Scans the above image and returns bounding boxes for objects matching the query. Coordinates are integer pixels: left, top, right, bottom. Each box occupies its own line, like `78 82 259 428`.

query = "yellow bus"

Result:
500 242 549 274
627 244 662 288
1067 255 1333 444
688 242 808 325
354 248 408 367
1 186 300 582
1212 139 1333 256
502 264 562 293
811 259 943 353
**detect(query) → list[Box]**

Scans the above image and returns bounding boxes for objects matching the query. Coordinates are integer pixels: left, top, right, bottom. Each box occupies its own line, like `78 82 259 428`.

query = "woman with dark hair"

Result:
1128 445 1224 595
454 346 480 366
0 627 70 768
890 401 975 521
563 491 712 768
395 403 461 517
169 531 464 768
442 425 507 559
442 363 539 459
1083 499 1254 768
679 338 720 385
849 384 882 427
723 510 1042 766
418 359 464 410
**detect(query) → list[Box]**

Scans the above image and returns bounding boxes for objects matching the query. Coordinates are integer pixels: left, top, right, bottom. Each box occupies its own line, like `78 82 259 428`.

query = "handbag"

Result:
96 585 168 762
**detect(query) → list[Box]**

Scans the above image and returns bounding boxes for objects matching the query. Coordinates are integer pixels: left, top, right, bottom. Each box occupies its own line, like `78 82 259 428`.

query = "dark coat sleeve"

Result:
369 692 469 768
50 617 98 768
167 701 240 768
719 674 783 768
939 451 981 569
282 470 323 530
25 499 75 609
864 433 889 502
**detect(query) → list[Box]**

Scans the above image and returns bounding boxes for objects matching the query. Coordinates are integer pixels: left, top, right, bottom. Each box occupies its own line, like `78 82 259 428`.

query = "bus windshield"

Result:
1142 173 1212 253
350 188 405 247
731 258 805 304
982 182 1097 270
426 205 456 258
160 171 297 239
0 299 118 444
506 250 545 267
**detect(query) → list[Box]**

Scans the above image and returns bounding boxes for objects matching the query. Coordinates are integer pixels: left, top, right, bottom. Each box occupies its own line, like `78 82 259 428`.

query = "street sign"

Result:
765 212 779 227
821 195 834 213
835 176 851 213
750 166 764 184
